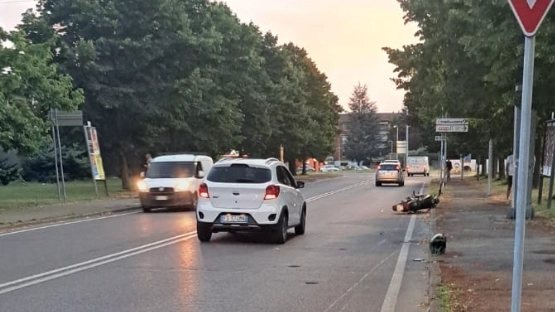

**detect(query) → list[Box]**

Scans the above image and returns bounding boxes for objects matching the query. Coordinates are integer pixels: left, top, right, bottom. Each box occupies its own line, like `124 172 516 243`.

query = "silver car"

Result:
375 162 405 186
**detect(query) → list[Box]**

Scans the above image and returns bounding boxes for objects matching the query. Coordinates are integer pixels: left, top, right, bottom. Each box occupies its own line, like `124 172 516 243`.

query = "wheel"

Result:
295 207 306 235
273 211 288 244
142 206 151 213
399 181 405 187
375 182 382 187
197 222 212 242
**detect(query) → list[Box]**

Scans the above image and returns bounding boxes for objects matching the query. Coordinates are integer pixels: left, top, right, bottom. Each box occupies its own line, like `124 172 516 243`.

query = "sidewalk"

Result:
432 177 555 311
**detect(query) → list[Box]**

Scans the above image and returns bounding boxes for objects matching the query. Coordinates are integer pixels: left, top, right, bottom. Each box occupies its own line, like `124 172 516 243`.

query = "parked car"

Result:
375 162 405 186
320 165 341 172
196 157 307 244
137 154 214 212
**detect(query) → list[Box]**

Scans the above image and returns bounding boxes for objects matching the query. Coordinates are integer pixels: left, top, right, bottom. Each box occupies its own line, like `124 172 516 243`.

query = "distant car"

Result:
375 162 405 186
196 157 307 244
320 165 340 172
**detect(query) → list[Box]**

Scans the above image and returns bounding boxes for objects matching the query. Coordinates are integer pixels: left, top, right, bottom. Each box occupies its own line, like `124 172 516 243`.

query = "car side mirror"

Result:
197 170 205 178
296 181 305 189
140 172 145 178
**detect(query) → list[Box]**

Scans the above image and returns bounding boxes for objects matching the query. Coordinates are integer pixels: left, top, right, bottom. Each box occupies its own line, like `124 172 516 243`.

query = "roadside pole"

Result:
55 109 67 202
51 120 61 201
460 154 464 180
439 135 444 183
487 139 493 196
506 1 554 310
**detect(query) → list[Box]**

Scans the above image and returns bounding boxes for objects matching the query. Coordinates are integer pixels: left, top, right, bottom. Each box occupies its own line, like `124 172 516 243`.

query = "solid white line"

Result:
0 211 139 237
0 231 197 293
380 214 417 312
323 249 398 312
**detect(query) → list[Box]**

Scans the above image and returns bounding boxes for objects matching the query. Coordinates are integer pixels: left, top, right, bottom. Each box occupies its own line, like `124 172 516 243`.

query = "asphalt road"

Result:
0 172 433 312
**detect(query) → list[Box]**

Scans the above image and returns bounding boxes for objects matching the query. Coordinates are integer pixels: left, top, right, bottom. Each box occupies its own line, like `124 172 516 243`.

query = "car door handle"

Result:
232 192 240 196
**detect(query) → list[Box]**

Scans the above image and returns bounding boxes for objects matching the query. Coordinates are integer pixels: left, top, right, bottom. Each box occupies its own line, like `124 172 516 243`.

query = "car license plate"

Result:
156 196 168 201
220 214 248 223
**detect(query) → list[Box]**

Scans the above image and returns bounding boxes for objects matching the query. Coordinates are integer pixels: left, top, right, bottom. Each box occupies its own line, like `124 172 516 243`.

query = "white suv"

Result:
196 157 307 244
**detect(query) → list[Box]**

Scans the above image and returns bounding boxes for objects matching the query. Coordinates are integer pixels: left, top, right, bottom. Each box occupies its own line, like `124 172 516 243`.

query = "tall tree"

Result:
343 83 381 163
0 28 83 155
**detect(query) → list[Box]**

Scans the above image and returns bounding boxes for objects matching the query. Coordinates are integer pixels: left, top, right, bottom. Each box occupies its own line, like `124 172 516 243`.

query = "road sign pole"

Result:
511 35 535 312
487 139 493 196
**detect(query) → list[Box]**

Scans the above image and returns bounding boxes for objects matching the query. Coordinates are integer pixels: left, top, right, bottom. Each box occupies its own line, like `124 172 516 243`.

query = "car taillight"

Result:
264 185 280 200
377 165 381 170
199 183 210 198
396 165 400 170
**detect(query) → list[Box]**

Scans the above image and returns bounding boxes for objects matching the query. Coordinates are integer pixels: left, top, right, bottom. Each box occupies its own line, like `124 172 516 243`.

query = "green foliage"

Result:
0 158 21 186
0 28 84 155
9 0 341 188
382 0 550 157
21 142 90 183
343 83 382 162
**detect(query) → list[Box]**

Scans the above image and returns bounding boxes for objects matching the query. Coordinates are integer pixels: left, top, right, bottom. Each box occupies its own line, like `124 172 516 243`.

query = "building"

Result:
332 112 398 164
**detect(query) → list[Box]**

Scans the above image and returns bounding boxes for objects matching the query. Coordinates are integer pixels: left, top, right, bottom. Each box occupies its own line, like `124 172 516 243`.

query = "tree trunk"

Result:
302 158 307 175
119 151 131 190
479 154 486 175
498 158 505 180
287 157 297 176
533 141 542 189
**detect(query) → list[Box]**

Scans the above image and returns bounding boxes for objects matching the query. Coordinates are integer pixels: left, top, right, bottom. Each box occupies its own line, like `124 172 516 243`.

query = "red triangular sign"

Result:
508 0 555 36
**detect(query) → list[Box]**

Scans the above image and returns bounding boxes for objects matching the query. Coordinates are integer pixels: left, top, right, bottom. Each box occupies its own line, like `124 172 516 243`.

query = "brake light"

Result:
377 165 381 170
396 165 400 170
264 185 280 200
199 183 210 198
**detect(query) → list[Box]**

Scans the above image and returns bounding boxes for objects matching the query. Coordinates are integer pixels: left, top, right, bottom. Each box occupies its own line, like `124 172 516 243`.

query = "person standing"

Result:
505 154 514 200
446 159 453 180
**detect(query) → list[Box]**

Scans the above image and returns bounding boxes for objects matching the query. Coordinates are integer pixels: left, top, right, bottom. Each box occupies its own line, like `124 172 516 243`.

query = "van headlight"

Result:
137 180 148 192
175 180 189 192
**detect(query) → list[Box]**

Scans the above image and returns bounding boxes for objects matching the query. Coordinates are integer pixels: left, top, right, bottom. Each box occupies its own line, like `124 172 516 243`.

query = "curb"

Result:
423 181 443 312
0 205 141 232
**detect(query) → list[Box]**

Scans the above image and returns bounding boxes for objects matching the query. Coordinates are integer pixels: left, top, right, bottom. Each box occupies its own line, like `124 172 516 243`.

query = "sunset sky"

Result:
0 0 420 112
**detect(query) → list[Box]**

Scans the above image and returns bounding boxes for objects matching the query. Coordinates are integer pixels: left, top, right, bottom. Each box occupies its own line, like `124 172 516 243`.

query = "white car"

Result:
320 165 340 172
196 157 307 244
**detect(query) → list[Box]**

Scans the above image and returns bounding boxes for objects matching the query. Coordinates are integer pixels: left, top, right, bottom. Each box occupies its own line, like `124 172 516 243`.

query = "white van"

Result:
137 154 214 212
406 156 430 177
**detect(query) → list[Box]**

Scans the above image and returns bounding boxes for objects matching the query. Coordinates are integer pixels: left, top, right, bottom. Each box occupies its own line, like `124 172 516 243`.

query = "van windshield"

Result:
146 162 195 178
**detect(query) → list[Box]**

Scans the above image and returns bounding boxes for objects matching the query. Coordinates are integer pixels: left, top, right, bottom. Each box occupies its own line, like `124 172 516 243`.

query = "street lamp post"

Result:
393 125 399 159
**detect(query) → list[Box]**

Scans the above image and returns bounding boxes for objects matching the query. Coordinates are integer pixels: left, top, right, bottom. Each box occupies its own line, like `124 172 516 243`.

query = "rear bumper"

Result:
196 200 280 226
197 212 280 233
376 177 403 183
139 191 195 208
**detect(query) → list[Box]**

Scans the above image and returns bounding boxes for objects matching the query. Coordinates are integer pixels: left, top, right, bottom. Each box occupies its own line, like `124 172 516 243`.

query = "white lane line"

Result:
0 211 139 237
323 249 398 312
0 231 197 295
380 214 417 312
307 180 372 203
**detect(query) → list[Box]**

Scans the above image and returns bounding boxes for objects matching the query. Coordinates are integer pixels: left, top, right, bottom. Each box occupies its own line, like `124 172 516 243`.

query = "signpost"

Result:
507 0 555 311
435 136 443 142
435 125 469 132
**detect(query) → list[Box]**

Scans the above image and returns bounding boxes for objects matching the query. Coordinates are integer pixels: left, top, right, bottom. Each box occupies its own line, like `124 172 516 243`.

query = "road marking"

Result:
0 231 197 295
0 179 373 237
306 180 373 203
380 214 417 312
0 211 140 238
323 249 398 312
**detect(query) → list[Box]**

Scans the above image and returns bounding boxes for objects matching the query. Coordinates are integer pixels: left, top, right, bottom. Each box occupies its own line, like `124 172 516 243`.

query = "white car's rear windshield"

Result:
207 164 272 183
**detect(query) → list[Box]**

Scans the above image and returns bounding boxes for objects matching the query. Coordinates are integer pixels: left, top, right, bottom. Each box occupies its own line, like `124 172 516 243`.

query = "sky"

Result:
0 0 420 112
